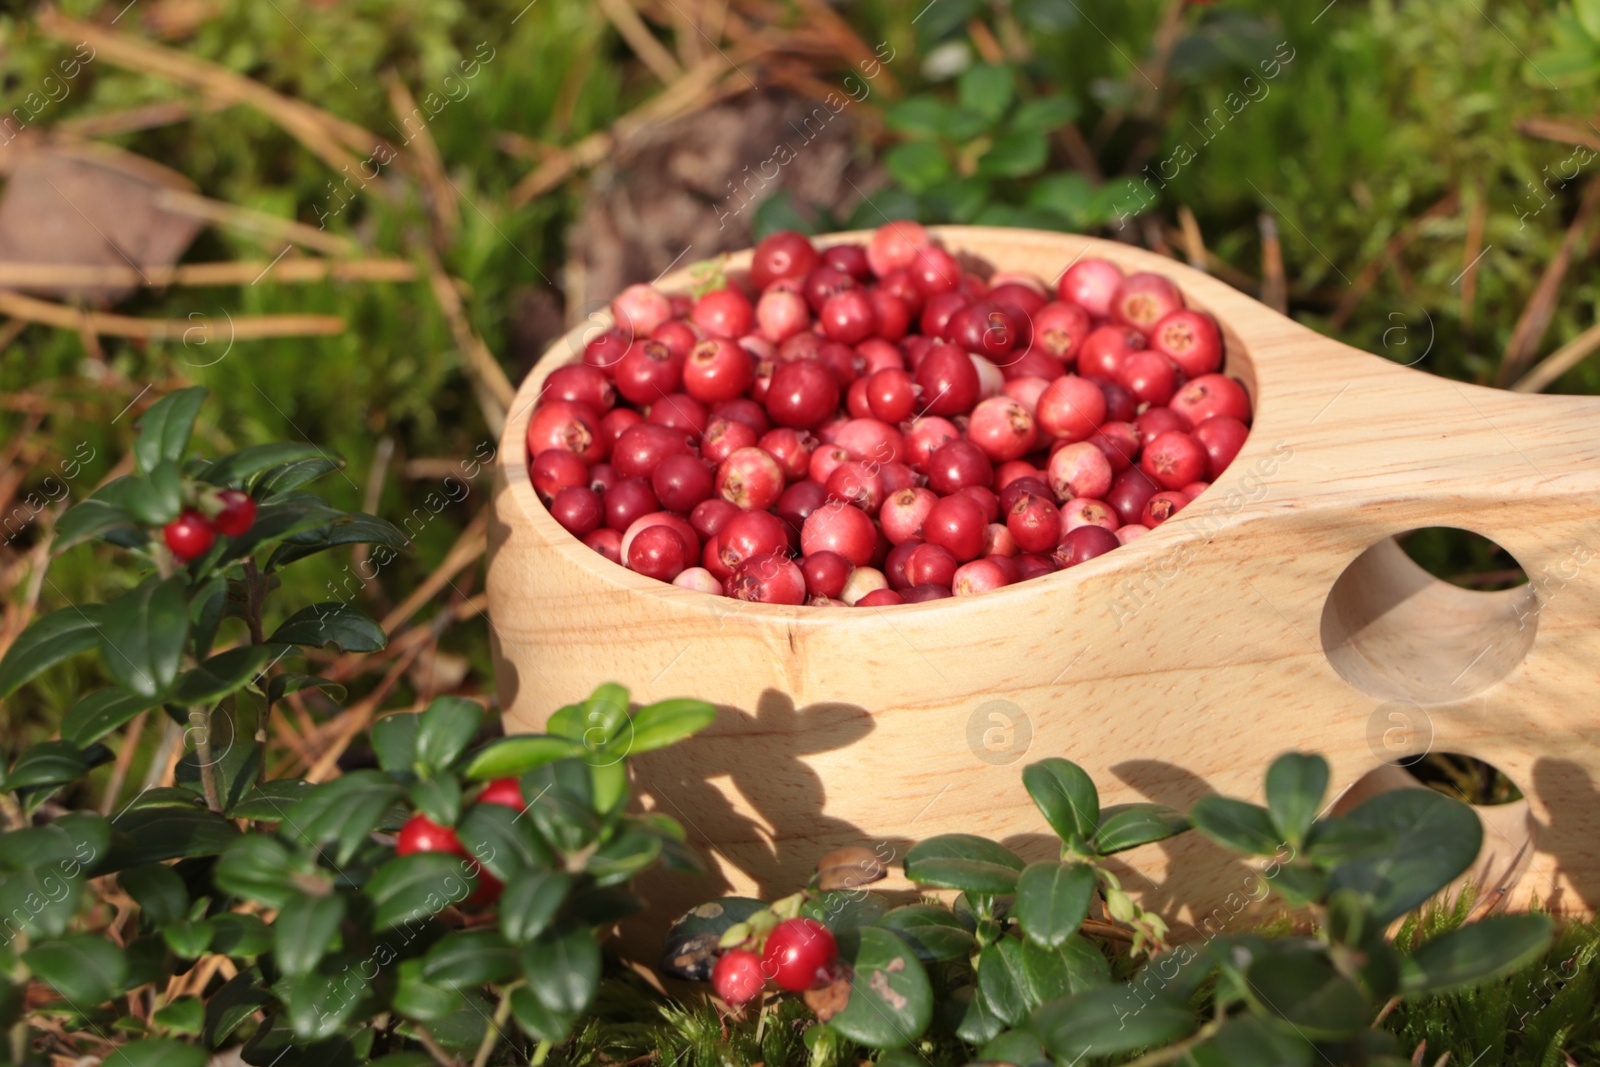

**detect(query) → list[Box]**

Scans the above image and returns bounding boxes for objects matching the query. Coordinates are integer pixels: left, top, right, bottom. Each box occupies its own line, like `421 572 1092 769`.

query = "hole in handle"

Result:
1320 528 1536 704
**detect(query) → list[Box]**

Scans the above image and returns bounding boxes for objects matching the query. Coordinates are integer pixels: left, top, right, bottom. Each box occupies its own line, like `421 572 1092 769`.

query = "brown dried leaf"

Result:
814 846 887 891
802 967 852 1021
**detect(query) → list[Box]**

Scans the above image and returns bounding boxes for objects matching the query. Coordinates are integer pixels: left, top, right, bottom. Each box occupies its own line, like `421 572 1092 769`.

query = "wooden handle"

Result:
489 227 1600 937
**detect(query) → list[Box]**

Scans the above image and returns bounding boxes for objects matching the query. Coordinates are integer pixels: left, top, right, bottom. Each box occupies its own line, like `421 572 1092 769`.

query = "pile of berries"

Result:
162 488 258 563
393 776 527 906
525 222 1252 605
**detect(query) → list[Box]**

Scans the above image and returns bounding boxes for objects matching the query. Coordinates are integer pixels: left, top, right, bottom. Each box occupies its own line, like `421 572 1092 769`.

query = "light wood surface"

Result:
488 227 1600 940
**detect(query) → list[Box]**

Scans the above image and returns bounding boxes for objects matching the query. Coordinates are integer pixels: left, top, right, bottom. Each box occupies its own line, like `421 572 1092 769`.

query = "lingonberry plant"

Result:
671 754 1554 1065
0 388 716 1065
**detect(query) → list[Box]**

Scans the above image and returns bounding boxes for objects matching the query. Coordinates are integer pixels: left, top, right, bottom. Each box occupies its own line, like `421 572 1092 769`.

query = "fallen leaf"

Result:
803 967 852 1021
814 846 887 891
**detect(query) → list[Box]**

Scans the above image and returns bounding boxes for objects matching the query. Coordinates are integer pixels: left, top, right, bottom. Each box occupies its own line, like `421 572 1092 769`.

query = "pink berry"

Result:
843 568 891 605
867 220 932 277
716 447 786 510
802 502 877 566
1033 301 1093 363
952 558 1009 596
1007 493 1062 554
527 400 606 464
807 444 850 485
1150 309 1223 378
832 418 904 466
967 396 1037 463
1036 376 1107 444
1115 525 1148 545
1141 431 1208 491
673 567 724 595
729 551 806 605
703 417 760 464
1111 272 1184 334
1047 442 1113 502
880 487 937 545
982 522 1017 558
758 428 817 483
611 283 672 336
1057 258 1123 317
1170 374 1252 426
1061 497 1120 532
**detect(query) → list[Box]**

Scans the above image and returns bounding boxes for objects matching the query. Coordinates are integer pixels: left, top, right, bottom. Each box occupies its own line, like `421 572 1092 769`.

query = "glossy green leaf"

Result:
127 461 183 526
464 735 586 780
265 511 410 570
884 142 951 194
977 939 1028 1025
1243 948 1371 1037
197 443 332 489
980 1030 1049 1067
268 602 385 652
0 605 104 698
392 958 464 1022
580 683 632 751
456 800 554 880
1021 935 1111 1001
162 919 214 959
99 576 189 699
407 776 461 827
152 996 203 1035
959 63 1014 122
1304 814 1394 863
281 770 404 865
229 779 313 822
1400 914 1554 994
52 498 140 553
168 646 275 706
884 96 951 137
1023 759 1098 848
367 851 476 930
275 892 347 977
105 1039 206 1067
1328 788 1482 924
119 863 188 925
209 913 271 957
220 497 348 561
875 904 977 961
587 824 662 886
1015 861 1096 947
945 982 1005 1045
1190 795 1283 856
415 695 484 773
522 927 601 1015
509 985 574 1043
499 869 573 944
798 889 889 932
25 935 128 1004
6 740 88 792
103 805 240 870
829 927 932 1050
1094 803 1192 854
423 929 519 989
62 688 160 747
623 697 718 755
904 833 1025 892
977 131 1049 177
203 972 269 1047
254 456 344 497
266 672 346 707
1032 986 1198 1060
0 867 83 938
1011 94 1081 133
1265 753 1329 847
133 388 207 473
284 962 368 1040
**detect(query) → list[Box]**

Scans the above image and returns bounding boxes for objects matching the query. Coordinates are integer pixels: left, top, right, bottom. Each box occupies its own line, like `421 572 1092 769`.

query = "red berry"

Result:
1047 442 1114 502
832 418 904 466
952 558 1010 595
751 231 821 290
652 454 715 513
967 396 1037 463
866 368 917 423
1136 406 1191 442
213 490 257 537
1106 469 1161 527
1032 301 1093 363
802 502 877 566
689 497 740 541
822 243 871 280
684 339 756 404
758 428 816 483
803 266 858 315
915 344 980 417
614 339 685 405
477 778 525 810
765 359 841 430
164 510 217 563
952 301 1021 361
712 398 772 436
1036 376 1106 444
906 542 959 587
1150 309 1223 378
923 495 987 562
550 485 603 536
584 527 623 563
1054 525 1121 567
651 319 699 361
1171 374 1252 426
1143 491 1190 527
761 918 838 992
1111 272 1184 334
920 291 970 340
545 363 616 412
647 393 709 437
857 588 905 607
1007 493 1062 554
866 221 932 277
1094 378 1138 424
998 475 1053 516
1061 497 1120 533
1088 423 1140 475
729 551 806 605
954 485 1000 524
583 329 630 373
604 477 659 532
627 524 691 582
926 439 993 496
531 449 588 503
1077 325 1146 380
703 417 760 464
1141 431 1208 491
598 407 644 448
867 290 911 341
612 423 691 480
903 583 953 602
716 447 786 510
396 813 464 856
1194 416 1249 475
713 948 768 1007
1118 350 1179 407
528 400 606 464
880 487 938 545
824 461 884 514
692 287 754 339
775 479 830 538
802 551 854 599
717 510 790 573
819 290 877 345
909 246 962 297
1057 258 1123 317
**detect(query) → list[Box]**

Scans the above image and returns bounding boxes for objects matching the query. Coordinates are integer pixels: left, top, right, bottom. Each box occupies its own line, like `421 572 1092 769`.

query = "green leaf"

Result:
1094 804 1192 854
578 683 632 751
509 985 574 1043
0 605 104 698
499 869 573 944
6 740 89 792
904 834 1024 892
119 863 188 925
977 131 1049 177
53 498 140 553
464 735 586 780
197 443 332 490
219 497 348 562
623 697 718 755
979 1030 1048 1067
1011 94 1080 133
1183 1015 1315 1067
1304 814 1394 863
268 602 386 652
127 461 183 526
275 892 347 977
830 927 933 1050
885 97 951 140
105 1039 207 1067
586 824 662 886
229 779 313 822
103 805 240 871
371 711 421 775
281 770 404 865
162 919 213 958
1328 789 1482 924
1020 935 1111 1001
0 812 106 876
1243 948 1371 1038
1022 759 1098 848
1190 796 1283 856
423 929 519 989
752 190 819 240
133 387 207 474
203 972 268 1047
169 646 275 706
209 913 271 957
522 927 601 1015
367 851 477 930
875 904 977 962
266 672 346 708
415 696 485 773
255 456 344 497
152 996 204 1035
1015 861 1096 947
519 766 600 854
959 63 1014 122
284 962 368 1040
0 868 83 938
265 511 411 570
392 957 465 1022
1032 986 1198 1060
63 688 160 746
799 889 888 933
590 758 629 816
945 983 1005 1045
24 934 128 1003
1578 0 1600 39
1400 914 1554 994
884 142 951 194
457 801 555 880
977 939 1028 1025
408 775 462 827
99 576 190 699
1265 753 1329 847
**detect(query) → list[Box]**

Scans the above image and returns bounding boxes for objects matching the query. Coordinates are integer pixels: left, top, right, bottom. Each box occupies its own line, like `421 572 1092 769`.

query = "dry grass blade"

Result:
1498 176 1600 386
0 258 415 288
0 290 343 340
423 249 513 432
597 0 684 83
1329 190 1459 330
58 99 213 138
36 5 389 178
1461 186 1488 334
384 72 461 244
153 186 358 256
1511 320 1600 393
1516 115 1600 153
1258 213 1287 315
1176 205 1208 273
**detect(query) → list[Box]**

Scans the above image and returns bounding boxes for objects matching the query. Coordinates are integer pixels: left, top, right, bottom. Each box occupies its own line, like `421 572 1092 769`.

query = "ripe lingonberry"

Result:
1057 258 1123 317
1111 272 1184 334
766 359 841 430
1007 493 1062 554
729 551 806 604
1140 431 1208 491
684 339 756 403
713 949 767 1007
477 778 525 810
967 396 1037 462
1150 309 1223 377
1194 415 1249 475
213 489 257 537
1036 376 1106 443
802 502 877 566
164 511 217 563
751 231 821 290
716 447 786 511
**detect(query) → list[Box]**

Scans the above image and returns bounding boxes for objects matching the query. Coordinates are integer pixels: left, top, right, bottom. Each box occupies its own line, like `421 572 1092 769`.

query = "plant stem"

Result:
195 704 223 813
243 558 266 645
414 1025 460 1067
531 1039 552 1067
1119 1020 1221 1067
470 988 517 1067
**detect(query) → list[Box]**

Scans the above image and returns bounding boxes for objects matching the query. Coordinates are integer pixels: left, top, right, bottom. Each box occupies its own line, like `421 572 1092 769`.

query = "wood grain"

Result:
488 227 1600 939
